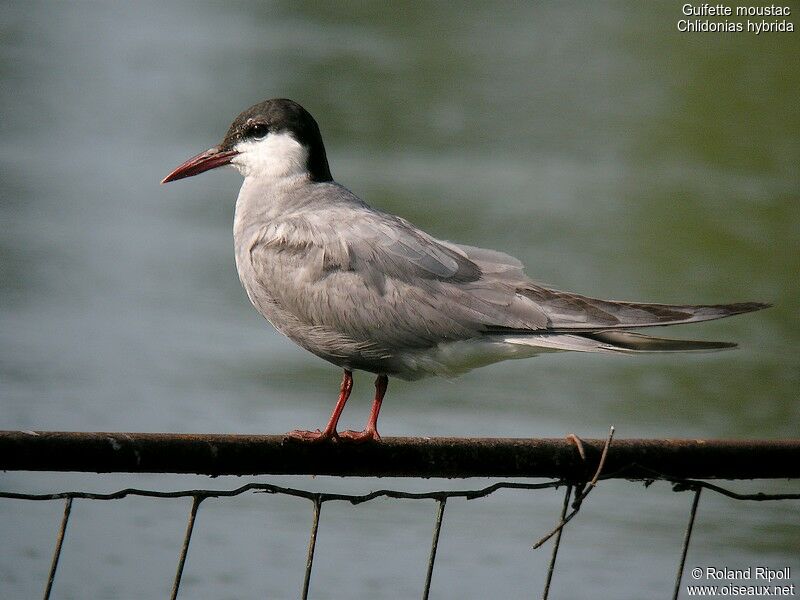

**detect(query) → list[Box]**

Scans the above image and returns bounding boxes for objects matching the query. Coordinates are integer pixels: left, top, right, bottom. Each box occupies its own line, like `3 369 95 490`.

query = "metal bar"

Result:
422 498 447 600
541 485 572 600
170 495 203 600
672 487 702 600
42 497 72 600
302 496 322 600
1 431 799 479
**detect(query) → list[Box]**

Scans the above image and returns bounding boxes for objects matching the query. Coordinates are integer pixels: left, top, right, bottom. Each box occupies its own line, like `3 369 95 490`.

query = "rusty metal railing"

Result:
2 430 799 479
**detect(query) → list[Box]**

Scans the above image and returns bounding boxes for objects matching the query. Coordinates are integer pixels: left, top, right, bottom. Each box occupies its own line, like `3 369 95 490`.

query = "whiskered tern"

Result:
162 98 768 442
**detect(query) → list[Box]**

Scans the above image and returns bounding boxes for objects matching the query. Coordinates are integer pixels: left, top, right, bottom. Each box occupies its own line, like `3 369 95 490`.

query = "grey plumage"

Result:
233 177 766 380
163 98 769 438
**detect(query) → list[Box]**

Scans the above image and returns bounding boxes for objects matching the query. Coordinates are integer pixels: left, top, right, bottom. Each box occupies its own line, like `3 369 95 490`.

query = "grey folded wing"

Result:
249 206 767 353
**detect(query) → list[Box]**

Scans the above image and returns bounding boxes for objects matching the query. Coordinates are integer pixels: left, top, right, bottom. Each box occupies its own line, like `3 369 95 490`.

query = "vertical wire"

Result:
422 498 447 600
672 487 702 600
170 495 203 600
541 485 572 600
42 497 72 600
302 496 322 600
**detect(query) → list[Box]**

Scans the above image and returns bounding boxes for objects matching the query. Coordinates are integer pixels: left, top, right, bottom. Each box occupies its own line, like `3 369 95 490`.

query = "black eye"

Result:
248 123 269 140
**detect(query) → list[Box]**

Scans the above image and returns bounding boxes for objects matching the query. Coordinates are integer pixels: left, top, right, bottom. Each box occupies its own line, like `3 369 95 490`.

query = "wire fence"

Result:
2 428 799 599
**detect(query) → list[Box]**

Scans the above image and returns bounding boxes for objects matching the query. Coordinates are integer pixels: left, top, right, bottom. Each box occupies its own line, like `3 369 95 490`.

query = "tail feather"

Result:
496 299 769 354
502 330 738 354
580 331 737 353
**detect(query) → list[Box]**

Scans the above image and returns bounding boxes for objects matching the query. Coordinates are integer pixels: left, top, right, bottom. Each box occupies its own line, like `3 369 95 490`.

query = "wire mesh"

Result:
2 428 798 599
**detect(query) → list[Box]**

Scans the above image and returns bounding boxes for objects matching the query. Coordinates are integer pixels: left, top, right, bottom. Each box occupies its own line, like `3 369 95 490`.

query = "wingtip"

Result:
713 341 739 351
728 301 772 315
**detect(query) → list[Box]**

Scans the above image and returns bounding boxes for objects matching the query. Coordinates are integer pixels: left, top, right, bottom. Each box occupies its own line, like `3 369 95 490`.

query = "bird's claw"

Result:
285 429 339 443
338 429 381 443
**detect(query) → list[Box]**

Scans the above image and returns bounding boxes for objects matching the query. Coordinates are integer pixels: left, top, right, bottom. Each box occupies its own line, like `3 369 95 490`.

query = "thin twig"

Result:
542 485 572 600
422 498 447 600
302 496 322 600
532 426 615 549
170 495 203 600
672 487 702 600
43 497 72 600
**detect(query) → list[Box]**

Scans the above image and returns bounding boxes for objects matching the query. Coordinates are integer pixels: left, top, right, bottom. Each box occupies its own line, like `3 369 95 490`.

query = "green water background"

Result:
1 2 797 598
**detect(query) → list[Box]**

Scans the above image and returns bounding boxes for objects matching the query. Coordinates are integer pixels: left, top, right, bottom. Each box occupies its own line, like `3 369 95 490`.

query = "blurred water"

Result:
1 2 798 599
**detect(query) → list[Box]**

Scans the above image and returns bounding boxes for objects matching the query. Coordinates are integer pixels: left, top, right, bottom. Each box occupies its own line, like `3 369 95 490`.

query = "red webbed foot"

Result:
339 428 381 443
285 429 339 443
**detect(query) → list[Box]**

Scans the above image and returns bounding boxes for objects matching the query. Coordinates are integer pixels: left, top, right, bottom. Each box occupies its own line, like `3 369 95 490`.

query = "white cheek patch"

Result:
232 132 309 181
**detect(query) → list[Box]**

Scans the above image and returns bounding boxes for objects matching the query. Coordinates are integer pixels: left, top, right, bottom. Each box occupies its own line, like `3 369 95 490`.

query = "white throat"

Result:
231 131 309 183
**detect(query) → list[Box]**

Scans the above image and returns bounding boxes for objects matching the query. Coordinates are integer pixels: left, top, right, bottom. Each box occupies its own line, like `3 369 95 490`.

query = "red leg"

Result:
287 370 353 442
340 375 387 442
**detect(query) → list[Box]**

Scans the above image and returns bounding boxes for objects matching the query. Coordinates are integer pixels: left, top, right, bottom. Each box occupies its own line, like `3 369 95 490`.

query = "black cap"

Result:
220 98 333 183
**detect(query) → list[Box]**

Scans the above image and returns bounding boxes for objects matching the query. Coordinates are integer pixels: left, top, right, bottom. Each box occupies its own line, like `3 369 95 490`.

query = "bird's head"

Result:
162 98 332 184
